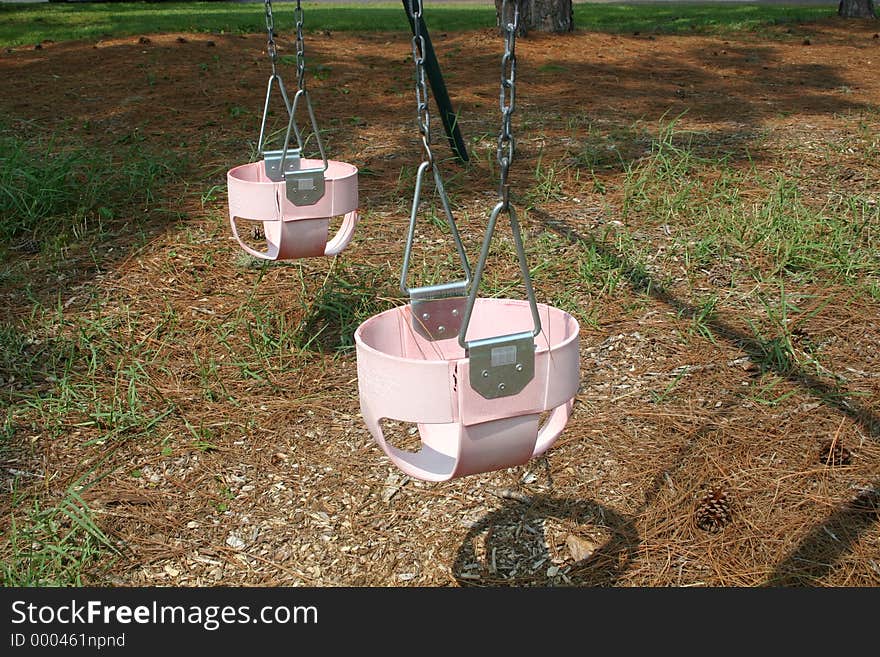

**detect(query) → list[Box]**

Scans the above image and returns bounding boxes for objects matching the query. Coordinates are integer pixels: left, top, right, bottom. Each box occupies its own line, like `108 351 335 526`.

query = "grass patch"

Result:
2 485 119 586
619 121 880 295
0 2 838 47
0 122 185 250
0 299 184 585
572 3 837 36
295 266 395 354
0 2 485 47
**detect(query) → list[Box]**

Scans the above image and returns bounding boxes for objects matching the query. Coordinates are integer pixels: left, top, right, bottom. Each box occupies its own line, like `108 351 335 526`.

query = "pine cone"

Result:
818 439 852 466
694 488 731 533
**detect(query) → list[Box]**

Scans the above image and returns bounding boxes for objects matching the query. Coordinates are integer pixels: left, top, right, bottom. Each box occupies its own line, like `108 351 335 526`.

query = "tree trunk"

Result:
495 0 574 37
837 0 877 18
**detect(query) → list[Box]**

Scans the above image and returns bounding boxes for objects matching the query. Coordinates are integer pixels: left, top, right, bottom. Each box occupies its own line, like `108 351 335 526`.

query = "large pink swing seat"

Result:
355 298 580 481
227 158 359 260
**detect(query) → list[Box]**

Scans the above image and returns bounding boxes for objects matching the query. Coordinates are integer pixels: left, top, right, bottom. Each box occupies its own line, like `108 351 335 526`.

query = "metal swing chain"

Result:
264 0 279 77
410 0 434 166
294 0 307 92
399 0 471 341
258 0 292 160
257 0 303 184
497 0 517 207
279 0 307 157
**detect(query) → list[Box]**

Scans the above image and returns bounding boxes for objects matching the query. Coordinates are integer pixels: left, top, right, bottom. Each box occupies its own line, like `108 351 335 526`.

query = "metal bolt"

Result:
515 363 523 372
451 308 459 317
437 325 446 334
498 383 506 392
482 370 489 378
422 312 430 320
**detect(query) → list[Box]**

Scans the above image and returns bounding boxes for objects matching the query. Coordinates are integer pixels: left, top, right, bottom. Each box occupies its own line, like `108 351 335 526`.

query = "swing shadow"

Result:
531 207 880 586
330 33 875 264
765 487 880 586
535 207 880 441
292 265 397 354
452 494 640 587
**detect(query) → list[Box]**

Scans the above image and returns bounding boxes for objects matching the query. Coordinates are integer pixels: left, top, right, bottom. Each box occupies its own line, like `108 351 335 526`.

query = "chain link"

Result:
295 0 306 91
410 0 433 165
264 0 278 74
497 0 518 207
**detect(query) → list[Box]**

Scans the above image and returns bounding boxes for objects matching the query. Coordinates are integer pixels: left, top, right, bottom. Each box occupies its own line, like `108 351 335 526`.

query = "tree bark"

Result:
495 0 574 37
837 0 877 18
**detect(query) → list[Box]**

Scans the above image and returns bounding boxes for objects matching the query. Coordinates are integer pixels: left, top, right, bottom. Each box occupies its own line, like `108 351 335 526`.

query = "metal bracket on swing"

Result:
282 89 328 206
263 148 301 182
264 148 301 181
466 331 535 400
401 161 472 342
459 201 542 400
410 281 468 341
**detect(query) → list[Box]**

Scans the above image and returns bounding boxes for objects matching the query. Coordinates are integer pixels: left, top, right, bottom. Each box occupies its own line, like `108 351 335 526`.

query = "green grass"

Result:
617 120 880 295
0 2 480 47
0 309 134 586
0 295 187 584
0 122 185 249
2 486 120 586
0 2 838 48
0 252 200 582
572 3 837 35
293 264 395 354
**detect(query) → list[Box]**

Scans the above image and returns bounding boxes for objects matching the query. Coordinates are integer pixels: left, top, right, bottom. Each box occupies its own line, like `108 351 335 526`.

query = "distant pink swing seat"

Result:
355 298 580 482
227 158 359 260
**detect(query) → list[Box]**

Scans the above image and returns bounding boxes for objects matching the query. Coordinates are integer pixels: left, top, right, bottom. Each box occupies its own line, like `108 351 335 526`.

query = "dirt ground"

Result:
1 16 879 586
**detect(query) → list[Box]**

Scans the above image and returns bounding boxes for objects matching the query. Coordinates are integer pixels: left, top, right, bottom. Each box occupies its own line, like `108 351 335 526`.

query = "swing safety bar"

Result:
399 161 472 341
279 88 329 206
398 1 472 342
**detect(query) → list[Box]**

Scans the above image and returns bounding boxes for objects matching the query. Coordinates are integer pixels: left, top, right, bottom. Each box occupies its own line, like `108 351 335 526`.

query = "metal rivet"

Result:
498 383 506 392
437 325 446 333
451 308 459 316
515 363 523 372
482 370 489 378
422 313 430 320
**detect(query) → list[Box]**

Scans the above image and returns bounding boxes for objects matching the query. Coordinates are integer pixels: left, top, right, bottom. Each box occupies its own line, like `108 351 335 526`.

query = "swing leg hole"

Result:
233 218 270 255
379 419 423 454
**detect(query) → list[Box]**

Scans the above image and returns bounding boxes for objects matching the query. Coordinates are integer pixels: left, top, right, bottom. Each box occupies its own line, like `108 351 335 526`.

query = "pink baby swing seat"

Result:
355 298 580 482
227 158 359 260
